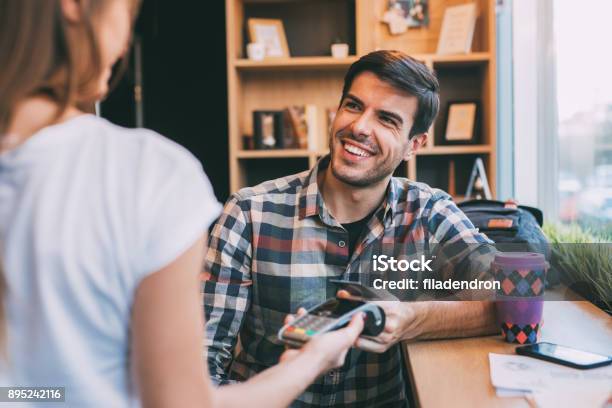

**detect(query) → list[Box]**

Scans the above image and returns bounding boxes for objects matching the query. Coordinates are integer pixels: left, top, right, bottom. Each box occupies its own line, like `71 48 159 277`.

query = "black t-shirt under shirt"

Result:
341 210 377 257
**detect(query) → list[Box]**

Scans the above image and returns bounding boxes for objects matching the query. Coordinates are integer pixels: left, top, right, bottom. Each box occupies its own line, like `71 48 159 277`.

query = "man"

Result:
203 50 498 407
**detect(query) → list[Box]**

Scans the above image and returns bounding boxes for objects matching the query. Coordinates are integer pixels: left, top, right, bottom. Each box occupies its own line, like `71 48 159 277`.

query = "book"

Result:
280 108 299 149
305 105 317 151
326 106 337 133
287 106 308 149
436 3 478 55
287 105 317 150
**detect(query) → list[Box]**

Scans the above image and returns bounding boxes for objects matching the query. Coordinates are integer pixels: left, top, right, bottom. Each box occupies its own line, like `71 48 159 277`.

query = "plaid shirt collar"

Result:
297 155 401 226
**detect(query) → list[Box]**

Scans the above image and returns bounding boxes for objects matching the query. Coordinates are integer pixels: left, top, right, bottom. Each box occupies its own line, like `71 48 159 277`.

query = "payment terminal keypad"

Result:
283 315 336 340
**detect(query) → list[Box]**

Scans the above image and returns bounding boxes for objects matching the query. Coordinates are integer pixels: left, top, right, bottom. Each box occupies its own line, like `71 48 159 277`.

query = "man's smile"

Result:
340 139 377 161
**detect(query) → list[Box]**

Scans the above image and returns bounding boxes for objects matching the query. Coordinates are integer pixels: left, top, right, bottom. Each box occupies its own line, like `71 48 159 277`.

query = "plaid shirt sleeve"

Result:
202 194 253 385
426 195 496 290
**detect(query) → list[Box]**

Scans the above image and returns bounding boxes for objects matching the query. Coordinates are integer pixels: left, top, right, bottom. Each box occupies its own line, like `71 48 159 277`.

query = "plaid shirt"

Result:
203 156 493 407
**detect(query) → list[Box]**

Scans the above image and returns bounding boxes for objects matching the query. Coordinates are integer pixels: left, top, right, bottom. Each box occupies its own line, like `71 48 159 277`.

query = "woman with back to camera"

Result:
0 0 364 406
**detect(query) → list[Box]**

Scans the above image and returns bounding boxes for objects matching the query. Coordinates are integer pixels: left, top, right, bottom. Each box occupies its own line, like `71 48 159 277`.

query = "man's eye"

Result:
380 116 397 126
345 101 359 110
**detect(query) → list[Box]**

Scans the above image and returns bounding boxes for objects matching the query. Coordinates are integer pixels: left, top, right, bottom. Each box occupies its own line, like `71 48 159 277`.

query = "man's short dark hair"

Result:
341 50 440 138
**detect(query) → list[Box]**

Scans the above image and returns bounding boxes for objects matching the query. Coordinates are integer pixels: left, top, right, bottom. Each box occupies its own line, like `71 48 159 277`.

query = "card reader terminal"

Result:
278 298 386 348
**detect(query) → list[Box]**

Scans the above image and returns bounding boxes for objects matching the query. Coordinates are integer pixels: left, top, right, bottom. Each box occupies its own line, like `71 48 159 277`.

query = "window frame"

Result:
512 0 559 220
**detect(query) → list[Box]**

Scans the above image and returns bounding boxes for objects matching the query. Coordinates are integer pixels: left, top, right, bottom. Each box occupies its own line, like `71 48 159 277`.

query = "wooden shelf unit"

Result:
226 0 497 199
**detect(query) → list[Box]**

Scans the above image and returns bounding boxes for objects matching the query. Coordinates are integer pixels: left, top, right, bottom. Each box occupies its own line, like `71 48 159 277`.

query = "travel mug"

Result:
492 252 548 344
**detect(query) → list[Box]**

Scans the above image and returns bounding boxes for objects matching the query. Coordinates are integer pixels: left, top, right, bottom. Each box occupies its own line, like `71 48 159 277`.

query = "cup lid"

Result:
493 252 547 268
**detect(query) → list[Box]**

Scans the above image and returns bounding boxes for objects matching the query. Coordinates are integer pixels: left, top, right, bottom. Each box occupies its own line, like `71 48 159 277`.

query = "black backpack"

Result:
457 199 557 286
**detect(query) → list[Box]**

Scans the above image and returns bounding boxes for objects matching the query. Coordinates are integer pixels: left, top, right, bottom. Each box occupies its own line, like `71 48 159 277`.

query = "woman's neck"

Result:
1 97 82 153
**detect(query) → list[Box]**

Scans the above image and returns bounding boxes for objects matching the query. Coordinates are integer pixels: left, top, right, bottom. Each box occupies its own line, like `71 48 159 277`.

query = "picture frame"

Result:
442 100 480 144
247 18 290 58
397 0 429 28
253 110 284 149
383 0 429 35
436 2 478 55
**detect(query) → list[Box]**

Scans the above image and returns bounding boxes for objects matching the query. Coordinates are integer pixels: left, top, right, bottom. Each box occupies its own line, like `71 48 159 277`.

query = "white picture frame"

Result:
436 3 478 55
445 102 478 141
248 18 290 58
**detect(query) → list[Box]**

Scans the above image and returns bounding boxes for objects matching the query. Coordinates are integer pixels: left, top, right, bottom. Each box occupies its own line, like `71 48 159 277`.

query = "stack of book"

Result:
250 105 318 150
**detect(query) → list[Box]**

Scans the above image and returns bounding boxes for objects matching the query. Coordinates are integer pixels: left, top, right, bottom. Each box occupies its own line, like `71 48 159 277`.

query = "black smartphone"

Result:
330 279 398 300
516 342 612 370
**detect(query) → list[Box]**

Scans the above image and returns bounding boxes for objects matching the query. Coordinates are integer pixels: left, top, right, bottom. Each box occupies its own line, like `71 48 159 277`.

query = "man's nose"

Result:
350 111 374 140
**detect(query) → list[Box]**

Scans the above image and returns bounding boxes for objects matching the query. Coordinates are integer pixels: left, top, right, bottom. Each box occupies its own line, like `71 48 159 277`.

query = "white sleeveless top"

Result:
0 115 221 406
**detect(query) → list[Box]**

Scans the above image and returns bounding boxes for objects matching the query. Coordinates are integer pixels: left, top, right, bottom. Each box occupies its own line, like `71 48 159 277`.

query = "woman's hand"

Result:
280 308 365 373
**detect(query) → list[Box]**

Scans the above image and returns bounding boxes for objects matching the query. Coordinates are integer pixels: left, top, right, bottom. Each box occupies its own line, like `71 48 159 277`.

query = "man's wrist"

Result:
400 301 428 341
401 301 498 340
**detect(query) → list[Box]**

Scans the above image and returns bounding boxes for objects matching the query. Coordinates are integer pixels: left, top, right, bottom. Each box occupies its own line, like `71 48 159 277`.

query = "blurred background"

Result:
101 0 230 200
100 0 611 240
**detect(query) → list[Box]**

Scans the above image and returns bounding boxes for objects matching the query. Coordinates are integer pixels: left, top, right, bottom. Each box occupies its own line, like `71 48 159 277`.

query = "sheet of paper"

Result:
531 387 611 408
489 353 612 394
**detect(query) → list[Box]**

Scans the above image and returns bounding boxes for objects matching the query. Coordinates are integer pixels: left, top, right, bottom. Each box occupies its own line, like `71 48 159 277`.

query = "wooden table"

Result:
403 290 612 407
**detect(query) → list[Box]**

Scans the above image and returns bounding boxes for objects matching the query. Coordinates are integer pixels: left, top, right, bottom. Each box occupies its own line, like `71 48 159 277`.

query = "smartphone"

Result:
278 298 385 348
516 342 612 370
330 279 398 301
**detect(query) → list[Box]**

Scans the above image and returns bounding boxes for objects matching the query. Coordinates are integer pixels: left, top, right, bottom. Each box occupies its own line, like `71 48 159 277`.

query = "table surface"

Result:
403 288 612 407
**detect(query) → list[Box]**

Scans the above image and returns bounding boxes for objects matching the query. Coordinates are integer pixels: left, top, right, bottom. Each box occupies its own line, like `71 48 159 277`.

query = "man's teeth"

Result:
344 143 372 157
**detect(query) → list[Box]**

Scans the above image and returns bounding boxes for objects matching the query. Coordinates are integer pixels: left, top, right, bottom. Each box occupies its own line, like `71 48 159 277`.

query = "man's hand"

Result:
337 290 423 353
337 291 498 351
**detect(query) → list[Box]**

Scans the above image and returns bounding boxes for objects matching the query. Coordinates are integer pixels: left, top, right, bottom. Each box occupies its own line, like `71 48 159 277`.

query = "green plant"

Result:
543 223 612 313
576 215 612 241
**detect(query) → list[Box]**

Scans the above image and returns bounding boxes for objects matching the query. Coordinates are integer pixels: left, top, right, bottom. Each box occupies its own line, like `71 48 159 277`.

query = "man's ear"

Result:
61 0 83 23
402 133 427 161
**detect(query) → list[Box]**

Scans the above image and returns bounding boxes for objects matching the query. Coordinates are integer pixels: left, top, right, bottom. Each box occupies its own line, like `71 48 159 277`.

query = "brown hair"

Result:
0 0 140 350
0 0 141 134
341 50 439 139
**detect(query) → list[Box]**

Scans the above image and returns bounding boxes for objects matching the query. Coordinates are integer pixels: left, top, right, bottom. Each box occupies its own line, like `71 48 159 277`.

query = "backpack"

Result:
457 199 558 286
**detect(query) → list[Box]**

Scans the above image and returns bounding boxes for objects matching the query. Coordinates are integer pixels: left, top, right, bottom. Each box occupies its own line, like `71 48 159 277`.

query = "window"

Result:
553 0 612 238
512 0 612 239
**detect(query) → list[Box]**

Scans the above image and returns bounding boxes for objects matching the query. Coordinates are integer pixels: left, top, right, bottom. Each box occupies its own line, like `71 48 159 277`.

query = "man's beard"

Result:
329 139 399 187
330 156 395 187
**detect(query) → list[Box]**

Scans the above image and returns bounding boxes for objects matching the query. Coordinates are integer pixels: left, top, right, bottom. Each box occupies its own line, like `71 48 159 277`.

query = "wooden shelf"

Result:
417 145 492 155
430 52 491 67
233 52 490 72
234 56 358 71
236 149 311 159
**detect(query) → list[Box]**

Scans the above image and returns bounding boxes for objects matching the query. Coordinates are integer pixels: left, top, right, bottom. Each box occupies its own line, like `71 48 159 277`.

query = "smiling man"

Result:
203 50 498 407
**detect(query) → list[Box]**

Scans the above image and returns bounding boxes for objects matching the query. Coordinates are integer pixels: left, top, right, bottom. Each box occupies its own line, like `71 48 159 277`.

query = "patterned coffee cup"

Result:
492 252 548 344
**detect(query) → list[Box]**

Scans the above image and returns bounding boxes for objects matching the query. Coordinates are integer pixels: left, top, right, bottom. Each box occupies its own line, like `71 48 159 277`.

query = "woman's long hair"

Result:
0 0 140 351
